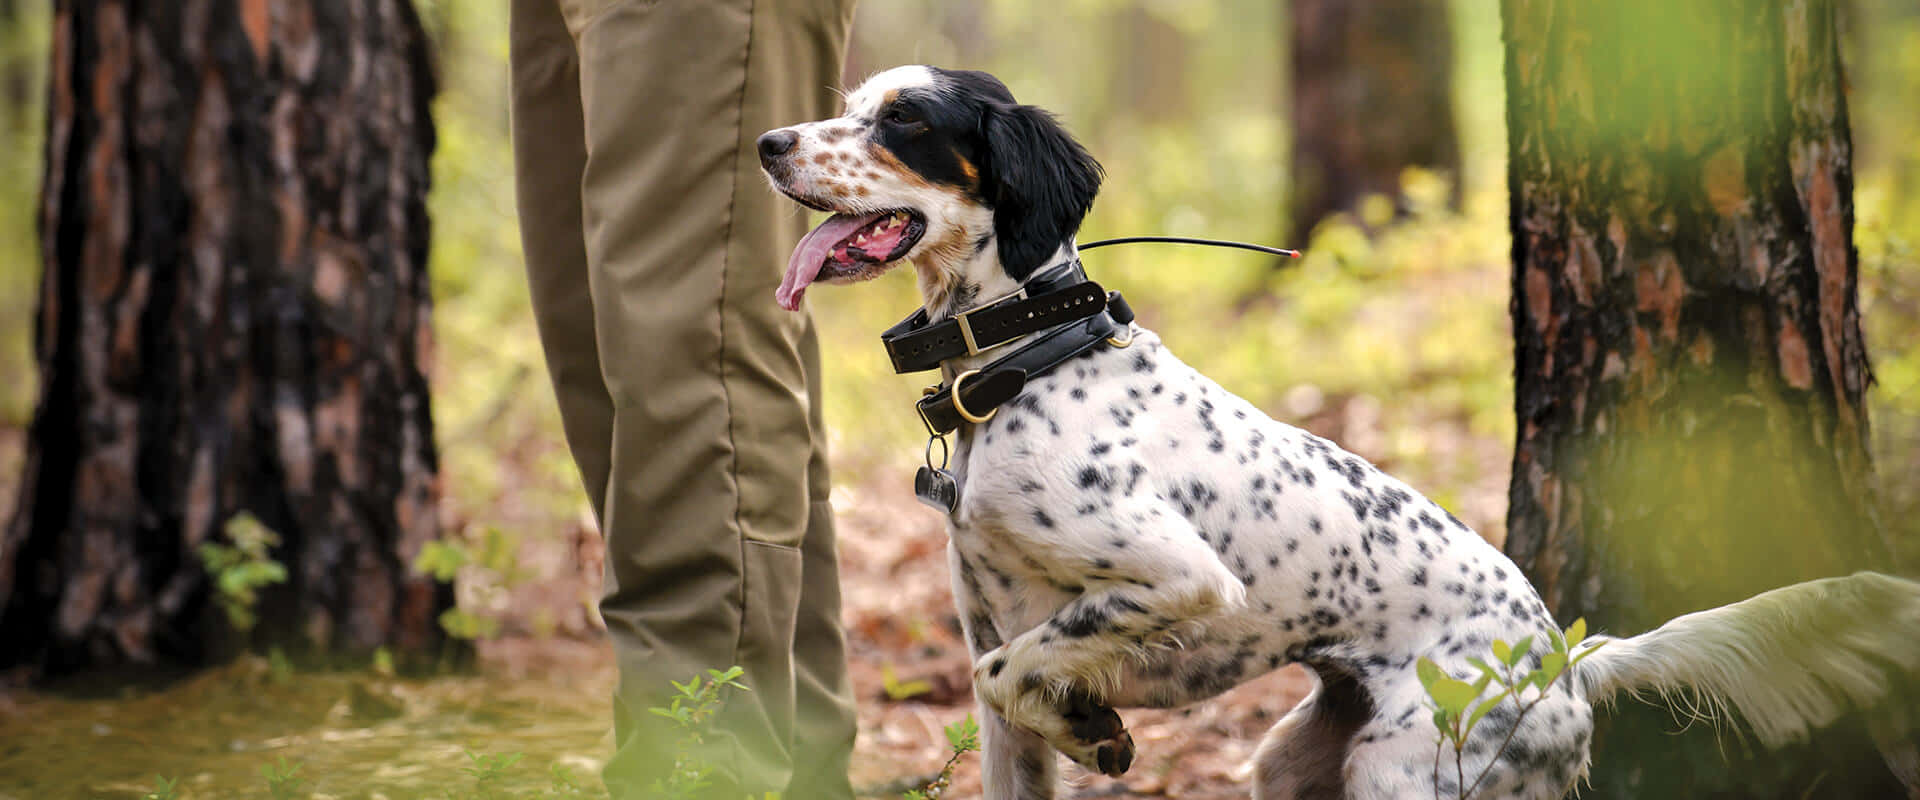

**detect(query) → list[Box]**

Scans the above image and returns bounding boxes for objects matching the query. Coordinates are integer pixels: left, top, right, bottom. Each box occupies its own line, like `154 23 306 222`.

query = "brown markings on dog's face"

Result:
953 149 980 191
863 141 941 191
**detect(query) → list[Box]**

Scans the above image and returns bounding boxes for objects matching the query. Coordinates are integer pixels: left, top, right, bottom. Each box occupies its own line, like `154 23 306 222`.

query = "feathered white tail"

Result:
1574 572 1920 747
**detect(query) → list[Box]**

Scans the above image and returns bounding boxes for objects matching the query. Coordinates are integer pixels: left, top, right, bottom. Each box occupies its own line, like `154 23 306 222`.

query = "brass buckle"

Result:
953 293 1023 357
955 307 991 356
950 369 997 424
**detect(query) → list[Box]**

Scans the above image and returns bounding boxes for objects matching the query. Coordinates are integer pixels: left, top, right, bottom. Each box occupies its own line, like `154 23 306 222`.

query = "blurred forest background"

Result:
0 0 1918 797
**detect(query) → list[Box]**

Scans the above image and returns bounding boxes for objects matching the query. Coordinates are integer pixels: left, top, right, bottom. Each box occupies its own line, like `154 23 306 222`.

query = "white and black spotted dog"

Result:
758 65 1920 799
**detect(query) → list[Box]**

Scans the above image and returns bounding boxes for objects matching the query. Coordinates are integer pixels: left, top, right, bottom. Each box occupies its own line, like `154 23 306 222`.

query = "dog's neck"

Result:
912 238 1083 378
912 231 1076 324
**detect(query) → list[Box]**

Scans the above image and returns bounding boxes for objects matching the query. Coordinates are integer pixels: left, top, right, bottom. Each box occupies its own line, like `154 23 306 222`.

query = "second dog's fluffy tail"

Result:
1573 572 1920 747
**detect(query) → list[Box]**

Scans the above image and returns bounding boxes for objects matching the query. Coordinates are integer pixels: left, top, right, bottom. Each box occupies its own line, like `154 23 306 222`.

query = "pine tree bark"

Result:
0 0 452 677
1288 0 1459 244
1503 0 1904 795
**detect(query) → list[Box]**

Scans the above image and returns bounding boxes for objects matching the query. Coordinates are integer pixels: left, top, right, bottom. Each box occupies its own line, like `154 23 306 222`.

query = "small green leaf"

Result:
1570 638 1607 666
1430 677 1480 715
1492 639 1511 664
1566 618 1587 648
1509 636 1534 667
1467 656 1501 679
1416 656 1445 689
881 664 934 701
1466 694 1505 733
1540 651 1569 686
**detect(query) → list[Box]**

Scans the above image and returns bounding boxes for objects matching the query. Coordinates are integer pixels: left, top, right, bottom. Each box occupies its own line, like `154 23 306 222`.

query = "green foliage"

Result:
1418 619 1605 800
879 663 934 701
458 748 526 799
437 607 503 641
412 527 528 640
647 666 752 800
262 757 307 800
544 763 588 796
197 513 289 633
902 715 981 800
142 775 179 800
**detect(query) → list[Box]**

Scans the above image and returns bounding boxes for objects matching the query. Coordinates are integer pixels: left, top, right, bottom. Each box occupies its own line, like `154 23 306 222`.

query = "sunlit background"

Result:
0 0 1917 796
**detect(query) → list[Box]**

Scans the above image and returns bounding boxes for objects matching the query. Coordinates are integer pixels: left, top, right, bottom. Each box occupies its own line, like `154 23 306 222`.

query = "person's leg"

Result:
553 0 857 795
508 0 613 518
733 5 860 796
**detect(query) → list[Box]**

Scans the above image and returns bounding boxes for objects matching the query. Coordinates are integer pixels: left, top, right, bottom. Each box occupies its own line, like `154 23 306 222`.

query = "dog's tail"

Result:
1573 572 1920 748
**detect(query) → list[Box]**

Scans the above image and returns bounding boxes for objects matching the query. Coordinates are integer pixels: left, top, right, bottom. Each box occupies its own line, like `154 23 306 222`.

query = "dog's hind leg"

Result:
1251 662 1372 800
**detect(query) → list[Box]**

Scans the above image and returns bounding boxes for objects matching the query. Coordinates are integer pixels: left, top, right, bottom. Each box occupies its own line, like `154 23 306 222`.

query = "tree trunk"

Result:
1503 1 1904 795
0 0 453 678
1287 0 1459 244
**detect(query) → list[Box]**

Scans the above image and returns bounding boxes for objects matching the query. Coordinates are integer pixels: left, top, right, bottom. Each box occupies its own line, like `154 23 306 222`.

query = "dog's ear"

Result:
981 102 1104 281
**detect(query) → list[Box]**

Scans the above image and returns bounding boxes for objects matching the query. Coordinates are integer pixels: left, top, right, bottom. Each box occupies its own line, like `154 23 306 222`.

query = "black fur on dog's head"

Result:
759 66 1104 316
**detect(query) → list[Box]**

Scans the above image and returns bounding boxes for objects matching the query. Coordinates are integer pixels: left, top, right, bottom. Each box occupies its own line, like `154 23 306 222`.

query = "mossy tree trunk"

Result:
0 0 453 678
1502 0 1905 795
1288 0 1459 244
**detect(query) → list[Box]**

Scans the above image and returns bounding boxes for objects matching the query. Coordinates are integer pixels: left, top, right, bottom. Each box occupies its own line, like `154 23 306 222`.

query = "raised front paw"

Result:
1060 688 1135 777
971 652 1136 777
971 648 1019 713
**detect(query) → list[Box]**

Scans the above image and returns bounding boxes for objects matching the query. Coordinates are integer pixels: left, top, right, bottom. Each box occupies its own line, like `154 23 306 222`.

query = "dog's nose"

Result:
757 130 797 165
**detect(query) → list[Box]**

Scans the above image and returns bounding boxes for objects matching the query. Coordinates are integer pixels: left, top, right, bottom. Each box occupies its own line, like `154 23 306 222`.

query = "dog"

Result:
757 65 1920 799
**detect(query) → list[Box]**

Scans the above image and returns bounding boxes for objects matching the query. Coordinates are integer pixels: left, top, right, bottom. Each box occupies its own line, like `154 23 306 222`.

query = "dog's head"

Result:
759 66 1103 317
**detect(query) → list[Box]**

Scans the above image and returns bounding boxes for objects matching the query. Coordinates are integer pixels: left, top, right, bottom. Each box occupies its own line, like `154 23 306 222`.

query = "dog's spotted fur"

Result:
760 66 1920 800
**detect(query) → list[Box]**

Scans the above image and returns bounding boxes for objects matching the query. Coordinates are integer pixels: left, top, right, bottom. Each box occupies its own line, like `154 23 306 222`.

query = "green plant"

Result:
412 527 527 641
142 775 179 800
647 666 751 799
879 663 933 702
261 756 306 799
903 715 980 800
543 763 586 797
1417 618 1605 800
197 512 288 632
462 749 525 782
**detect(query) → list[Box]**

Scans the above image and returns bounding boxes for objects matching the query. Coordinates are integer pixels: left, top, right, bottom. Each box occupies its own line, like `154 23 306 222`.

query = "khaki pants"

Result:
508 0 857 796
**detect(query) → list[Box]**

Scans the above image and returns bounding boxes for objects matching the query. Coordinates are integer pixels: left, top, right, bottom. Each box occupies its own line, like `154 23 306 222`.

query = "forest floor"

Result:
0 469 1315 799
0 389 1514 798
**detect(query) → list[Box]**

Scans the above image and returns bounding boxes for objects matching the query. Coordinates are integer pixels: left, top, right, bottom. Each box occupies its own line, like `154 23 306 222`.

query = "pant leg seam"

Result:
717 0 760 786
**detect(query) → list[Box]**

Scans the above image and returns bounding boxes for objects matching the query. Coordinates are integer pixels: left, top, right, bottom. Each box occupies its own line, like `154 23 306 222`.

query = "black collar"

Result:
890 259 1136 435
881 260 1117 374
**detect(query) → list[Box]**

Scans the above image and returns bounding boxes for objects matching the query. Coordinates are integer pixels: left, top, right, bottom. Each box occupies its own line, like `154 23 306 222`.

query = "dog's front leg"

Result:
970 504 1245 777
951 544 1059 799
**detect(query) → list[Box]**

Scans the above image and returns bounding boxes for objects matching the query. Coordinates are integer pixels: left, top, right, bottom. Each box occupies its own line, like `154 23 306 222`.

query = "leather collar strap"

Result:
916 292 1135 435
882 260 1113 374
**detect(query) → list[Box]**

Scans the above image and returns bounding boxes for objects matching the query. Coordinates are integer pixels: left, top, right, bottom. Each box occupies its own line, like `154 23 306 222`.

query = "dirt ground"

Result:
0 389 1508 797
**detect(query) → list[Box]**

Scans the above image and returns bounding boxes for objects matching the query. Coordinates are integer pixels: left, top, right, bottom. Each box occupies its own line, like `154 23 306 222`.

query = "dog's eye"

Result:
883 104 920 126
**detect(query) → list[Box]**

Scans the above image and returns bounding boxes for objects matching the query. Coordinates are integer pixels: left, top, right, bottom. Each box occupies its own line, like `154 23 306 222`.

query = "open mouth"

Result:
777 209 927 310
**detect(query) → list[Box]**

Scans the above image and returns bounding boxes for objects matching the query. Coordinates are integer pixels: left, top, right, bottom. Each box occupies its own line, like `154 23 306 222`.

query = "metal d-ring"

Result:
950 369 998 424
1107 324 1135 348
924 432 949 471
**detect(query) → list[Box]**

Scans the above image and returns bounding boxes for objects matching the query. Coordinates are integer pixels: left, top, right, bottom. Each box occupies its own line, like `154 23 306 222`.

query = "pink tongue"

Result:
778 212 884 311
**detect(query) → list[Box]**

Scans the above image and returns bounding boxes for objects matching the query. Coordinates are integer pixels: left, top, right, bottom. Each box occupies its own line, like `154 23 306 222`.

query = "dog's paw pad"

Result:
1064 702 1125 744
1094 731 1135 777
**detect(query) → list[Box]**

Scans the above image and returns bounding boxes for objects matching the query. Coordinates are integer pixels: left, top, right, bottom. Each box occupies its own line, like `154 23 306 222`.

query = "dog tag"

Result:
914 465 959 513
